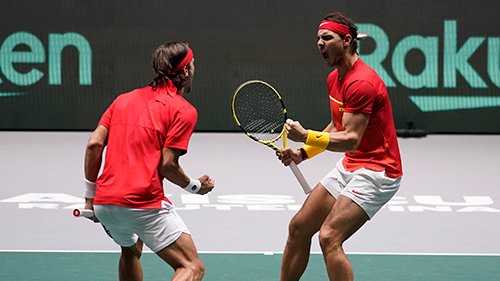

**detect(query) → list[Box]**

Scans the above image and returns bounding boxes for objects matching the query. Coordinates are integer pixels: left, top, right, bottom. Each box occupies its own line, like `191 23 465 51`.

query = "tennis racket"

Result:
231 80 312 194
73 208 94 219
73 208 112 237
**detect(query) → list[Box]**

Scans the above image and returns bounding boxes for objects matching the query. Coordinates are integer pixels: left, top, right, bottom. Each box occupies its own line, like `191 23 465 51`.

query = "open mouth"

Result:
321 52 329 60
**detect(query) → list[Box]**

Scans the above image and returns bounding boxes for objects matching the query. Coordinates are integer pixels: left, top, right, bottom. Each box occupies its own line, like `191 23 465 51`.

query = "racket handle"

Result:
288 162 312 194
73 208 94 218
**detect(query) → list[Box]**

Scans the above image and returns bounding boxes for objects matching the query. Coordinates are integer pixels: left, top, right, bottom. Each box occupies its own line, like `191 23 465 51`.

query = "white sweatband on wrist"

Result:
84 179 96 198
183 178 201 194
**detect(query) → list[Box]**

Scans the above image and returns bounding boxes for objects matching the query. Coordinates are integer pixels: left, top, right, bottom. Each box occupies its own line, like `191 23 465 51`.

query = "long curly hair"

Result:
149 41 192 90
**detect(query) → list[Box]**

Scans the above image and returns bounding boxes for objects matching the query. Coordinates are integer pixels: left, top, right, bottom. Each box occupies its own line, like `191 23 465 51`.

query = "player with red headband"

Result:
83 41 215 281
278 12 403 281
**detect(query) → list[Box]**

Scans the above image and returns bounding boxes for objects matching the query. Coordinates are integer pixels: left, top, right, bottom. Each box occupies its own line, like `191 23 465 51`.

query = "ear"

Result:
343 34 353 47
183 67 189 76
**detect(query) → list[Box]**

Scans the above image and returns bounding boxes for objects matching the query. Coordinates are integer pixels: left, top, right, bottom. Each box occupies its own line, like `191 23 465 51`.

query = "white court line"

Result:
1 249 500 256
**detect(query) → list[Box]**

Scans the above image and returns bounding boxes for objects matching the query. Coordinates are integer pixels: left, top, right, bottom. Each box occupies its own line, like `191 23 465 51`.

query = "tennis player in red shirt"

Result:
83 41 215 281
278 12 403 281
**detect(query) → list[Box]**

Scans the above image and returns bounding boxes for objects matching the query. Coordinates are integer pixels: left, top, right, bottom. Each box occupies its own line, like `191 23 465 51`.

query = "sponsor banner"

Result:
1 1 499 132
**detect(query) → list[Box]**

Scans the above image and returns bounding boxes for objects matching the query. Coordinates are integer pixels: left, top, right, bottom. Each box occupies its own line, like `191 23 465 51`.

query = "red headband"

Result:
318 20 351 36
173 47 194 73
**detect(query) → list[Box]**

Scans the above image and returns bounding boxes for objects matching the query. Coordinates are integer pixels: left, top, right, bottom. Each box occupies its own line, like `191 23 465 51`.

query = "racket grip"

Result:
288 162 312 194
73 208 95 218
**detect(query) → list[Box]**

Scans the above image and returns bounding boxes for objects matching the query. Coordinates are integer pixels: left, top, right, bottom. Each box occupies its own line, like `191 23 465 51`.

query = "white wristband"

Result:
183 178 201 194
84 179 96 198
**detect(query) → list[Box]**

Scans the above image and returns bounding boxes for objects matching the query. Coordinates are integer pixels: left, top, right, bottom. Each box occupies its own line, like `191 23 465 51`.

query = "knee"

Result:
188 259 205 280
121 244 142 260
196 261 206 277
287 217 314 241
287 218 304 240
318 227 342 253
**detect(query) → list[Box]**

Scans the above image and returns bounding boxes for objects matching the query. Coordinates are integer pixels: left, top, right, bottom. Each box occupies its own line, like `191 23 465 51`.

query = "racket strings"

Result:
247 120 282 141
233 82 286 142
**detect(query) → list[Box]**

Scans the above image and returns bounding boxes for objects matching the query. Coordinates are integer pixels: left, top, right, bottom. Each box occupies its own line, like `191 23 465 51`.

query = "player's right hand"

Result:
197 175 215 195
277 147 303 166
84 198 100 223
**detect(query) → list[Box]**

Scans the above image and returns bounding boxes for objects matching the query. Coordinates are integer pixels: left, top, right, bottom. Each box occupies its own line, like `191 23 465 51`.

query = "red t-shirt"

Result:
94 80 198 208
327 59 402 178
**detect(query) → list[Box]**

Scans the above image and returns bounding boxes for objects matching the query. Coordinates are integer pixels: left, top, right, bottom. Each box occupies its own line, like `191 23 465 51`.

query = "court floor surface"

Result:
1 252 499 281
1 132 499 280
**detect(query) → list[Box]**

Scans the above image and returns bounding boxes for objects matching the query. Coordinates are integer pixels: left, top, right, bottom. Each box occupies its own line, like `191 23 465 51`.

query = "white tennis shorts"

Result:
320 159 401 219
94 201 190 253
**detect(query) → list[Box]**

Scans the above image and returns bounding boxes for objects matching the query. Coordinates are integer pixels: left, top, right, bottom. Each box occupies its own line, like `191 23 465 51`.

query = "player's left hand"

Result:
285 119 308 143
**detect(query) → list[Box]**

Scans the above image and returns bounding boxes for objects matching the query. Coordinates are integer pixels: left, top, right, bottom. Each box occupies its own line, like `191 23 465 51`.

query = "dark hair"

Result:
323 12 359 54
149 41 192 90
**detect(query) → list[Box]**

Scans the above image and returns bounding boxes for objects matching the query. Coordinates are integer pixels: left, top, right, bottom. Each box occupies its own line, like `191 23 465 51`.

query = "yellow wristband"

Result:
301 144 325 159
305 130 330 149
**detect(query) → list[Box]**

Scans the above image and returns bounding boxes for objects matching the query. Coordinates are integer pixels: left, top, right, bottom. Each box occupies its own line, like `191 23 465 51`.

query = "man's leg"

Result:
156 233 205 281
119 239 144 281
280 184 336 281
319 195 369 281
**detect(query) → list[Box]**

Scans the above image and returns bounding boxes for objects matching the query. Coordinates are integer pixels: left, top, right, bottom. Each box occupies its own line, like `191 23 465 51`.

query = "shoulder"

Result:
327 69 338 82
123 86 150 95
114 86 149 102
352 59 383 83
345 61 381 92
327 69 338 89
346 80 377 98
171 96 198 121
171 93 196 110
178 101 198 116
